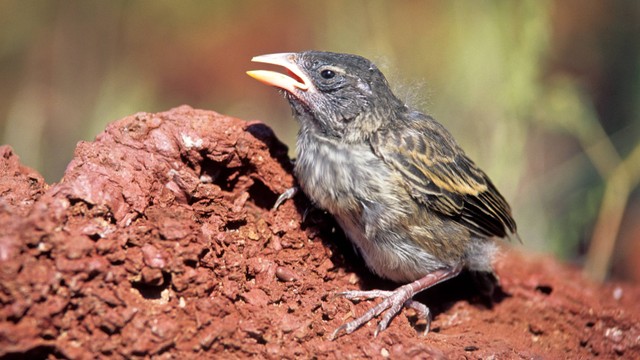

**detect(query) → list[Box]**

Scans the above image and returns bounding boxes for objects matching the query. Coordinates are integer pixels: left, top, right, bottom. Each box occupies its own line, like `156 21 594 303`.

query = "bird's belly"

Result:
335 215 447 283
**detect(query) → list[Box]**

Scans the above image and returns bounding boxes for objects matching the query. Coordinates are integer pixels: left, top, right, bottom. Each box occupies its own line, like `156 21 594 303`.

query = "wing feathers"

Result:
371 116 517 239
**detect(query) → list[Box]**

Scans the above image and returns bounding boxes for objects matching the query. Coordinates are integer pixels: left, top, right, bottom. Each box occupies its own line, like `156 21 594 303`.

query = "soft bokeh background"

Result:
1 1 639 282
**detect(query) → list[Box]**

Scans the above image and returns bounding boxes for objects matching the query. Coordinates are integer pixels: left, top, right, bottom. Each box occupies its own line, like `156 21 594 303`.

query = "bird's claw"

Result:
272 186 299 211
329 288 431 340
405 299 432 336
329 323 354 341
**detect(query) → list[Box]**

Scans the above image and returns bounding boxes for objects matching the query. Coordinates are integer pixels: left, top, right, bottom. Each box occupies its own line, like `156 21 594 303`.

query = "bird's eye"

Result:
320 69 335 79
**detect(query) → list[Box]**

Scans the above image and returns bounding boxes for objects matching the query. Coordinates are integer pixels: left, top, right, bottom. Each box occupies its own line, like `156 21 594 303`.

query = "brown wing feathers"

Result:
371 120 517 239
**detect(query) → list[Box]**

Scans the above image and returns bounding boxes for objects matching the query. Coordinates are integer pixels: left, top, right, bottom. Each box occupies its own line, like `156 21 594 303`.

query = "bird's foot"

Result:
329 265 463 340
329 286 430 340
272 186 299 211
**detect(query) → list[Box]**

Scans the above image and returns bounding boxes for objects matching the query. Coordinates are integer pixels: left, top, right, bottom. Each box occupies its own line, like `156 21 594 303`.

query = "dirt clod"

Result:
1 106 639 359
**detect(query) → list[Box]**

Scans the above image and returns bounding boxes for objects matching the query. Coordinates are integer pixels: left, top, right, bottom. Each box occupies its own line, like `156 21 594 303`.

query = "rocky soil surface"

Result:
1 106 639 359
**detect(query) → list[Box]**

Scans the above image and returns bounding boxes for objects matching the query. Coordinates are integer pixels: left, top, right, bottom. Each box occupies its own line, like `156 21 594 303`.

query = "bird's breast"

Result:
294 133 388 214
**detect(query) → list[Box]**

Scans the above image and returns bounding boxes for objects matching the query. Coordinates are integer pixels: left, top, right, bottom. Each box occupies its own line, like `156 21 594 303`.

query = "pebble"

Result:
276 266 297 282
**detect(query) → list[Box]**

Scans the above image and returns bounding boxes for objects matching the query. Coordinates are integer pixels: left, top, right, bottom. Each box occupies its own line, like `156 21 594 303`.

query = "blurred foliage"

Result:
1 0 638 281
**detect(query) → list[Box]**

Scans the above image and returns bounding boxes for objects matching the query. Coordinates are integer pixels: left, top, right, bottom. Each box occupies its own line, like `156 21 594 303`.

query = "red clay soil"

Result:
1 106 639 359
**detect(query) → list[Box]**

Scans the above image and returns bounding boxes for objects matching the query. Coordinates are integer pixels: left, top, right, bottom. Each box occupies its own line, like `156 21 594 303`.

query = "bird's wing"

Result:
370 115 517 239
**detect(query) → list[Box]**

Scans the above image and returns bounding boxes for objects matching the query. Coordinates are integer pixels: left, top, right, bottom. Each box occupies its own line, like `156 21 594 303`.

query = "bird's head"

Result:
248 51 405 141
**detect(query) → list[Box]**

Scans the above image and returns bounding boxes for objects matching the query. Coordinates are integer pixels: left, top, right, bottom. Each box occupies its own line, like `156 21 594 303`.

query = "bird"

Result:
247 51 518 340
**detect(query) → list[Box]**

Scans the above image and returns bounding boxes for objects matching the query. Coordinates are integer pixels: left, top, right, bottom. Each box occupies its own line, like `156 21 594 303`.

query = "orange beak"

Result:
247 53 311 93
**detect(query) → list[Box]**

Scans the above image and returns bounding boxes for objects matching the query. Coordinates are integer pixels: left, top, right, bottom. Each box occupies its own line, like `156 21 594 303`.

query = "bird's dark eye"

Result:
320 69 335 79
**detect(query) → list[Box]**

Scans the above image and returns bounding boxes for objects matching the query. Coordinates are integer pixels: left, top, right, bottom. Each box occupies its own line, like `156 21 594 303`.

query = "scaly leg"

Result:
330 264 463 340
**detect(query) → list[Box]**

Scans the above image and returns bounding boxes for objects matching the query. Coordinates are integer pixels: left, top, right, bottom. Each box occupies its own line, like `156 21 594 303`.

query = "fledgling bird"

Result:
247 51 518 339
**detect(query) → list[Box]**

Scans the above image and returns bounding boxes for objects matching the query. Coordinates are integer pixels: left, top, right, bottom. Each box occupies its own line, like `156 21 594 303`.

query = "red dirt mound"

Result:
1 106 638 359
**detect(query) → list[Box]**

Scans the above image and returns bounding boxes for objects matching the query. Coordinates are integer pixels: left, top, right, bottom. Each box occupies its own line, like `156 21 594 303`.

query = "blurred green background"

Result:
1 0 639 282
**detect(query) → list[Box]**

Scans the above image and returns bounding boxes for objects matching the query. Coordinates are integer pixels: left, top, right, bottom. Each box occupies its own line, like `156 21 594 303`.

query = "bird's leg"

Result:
330 264 463 340
272 186 299 210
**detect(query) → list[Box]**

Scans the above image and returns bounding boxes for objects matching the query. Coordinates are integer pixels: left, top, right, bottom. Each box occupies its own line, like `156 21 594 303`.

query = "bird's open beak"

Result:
247 53 310 93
